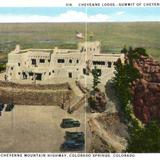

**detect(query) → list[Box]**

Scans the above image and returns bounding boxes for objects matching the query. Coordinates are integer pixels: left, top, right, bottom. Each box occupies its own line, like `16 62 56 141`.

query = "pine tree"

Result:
92 66 101 92
113 58 124 89
127 121 160 153
0 64 5 72
113 56 140 116
121 45 128 54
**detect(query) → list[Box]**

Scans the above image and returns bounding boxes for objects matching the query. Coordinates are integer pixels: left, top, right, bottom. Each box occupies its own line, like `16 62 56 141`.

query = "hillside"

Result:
0 22 160 62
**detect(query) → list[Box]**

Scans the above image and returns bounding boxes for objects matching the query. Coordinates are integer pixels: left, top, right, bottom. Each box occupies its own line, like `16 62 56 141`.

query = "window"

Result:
80 47 84 52
18 72 21 75
22 72 27 79
52 70 54 73
31 59 36 65
29 72 33 76
93 61 105 65
83 68 89 75
69 59 72 63
48 59 50 62
57 59 65 63
68 72 72 78
108 62 112 68
11 67 13 70
83 68 86 75
36 73 42 80
76 60 79 63
90 48 92 51
49 72 51 76
18 63 20 66
40 59 45 63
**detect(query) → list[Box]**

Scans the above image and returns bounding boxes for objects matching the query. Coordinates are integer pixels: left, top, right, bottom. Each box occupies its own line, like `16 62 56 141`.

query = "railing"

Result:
69 95 86 113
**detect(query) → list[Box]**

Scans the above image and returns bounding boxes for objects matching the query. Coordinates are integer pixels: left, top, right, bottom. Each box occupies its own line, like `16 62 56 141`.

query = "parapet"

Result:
14 44 21 53
78 41 100 49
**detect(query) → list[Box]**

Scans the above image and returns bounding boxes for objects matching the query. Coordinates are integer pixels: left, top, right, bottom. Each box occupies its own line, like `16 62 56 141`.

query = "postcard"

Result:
0 0 159 159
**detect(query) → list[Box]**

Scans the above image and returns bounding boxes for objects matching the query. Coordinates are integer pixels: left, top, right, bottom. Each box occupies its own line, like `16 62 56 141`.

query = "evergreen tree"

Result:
121 45 128 54
134 47 148 57
92 66 101 91
113 54 140 118
113 46 160 153
124 64 140 85
0 64 6 72
127 121 160 153
128 47 148 63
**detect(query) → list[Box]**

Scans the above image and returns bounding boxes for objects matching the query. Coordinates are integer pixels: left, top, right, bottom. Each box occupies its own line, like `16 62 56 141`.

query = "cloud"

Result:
87 14 111 22
116 11 126 16
0 10 159 23
0 10 111 23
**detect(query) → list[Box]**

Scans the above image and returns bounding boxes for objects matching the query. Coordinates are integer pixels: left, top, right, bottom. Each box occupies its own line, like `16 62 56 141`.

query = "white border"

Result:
0 0 159 159
0 0 160 7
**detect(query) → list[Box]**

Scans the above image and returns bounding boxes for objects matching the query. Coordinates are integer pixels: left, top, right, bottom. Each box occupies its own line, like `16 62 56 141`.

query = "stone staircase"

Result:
69 95 86 113
69 82 84 97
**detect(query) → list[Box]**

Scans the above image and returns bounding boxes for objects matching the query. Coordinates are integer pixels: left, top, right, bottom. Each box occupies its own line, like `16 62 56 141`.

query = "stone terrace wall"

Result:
0 81 70 90
0 81 74 106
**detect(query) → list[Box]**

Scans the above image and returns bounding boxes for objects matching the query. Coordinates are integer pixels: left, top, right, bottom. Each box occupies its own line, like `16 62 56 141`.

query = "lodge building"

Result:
6 41 124 84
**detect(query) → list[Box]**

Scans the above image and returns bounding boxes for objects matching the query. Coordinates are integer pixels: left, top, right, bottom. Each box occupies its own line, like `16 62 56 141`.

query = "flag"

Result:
75 31 84 39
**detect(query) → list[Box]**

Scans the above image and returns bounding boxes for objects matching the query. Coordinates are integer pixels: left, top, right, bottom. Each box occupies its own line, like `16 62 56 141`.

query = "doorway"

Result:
36 73 42 80
68 72 72 78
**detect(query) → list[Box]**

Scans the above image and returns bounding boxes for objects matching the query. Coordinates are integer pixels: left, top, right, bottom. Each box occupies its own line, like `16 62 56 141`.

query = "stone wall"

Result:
0 81 74 106
0 81 70 90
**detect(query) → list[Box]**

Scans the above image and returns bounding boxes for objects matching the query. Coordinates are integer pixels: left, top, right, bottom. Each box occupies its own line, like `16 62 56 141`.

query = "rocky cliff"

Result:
131 56 160 123
88 88 107 113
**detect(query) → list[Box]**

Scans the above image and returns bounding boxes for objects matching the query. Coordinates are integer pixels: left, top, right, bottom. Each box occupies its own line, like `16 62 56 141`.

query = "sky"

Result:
0 7 159 22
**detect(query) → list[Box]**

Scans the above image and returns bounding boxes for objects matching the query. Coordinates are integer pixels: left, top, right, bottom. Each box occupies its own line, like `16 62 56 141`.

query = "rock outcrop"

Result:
131 56 160 123
88 88 107 113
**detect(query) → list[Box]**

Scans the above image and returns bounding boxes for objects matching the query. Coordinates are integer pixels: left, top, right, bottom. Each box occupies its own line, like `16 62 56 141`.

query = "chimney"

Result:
54 47 58 53
15 44 21 53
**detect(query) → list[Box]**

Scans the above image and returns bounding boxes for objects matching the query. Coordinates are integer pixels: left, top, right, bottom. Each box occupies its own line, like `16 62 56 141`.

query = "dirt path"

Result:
88 115 126 152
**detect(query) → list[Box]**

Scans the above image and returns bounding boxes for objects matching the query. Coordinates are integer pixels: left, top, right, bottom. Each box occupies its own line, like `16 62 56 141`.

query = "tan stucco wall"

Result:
6 41 124 84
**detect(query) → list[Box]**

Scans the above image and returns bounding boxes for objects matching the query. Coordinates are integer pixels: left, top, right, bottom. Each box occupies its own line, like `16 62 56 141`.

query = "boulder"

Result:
89 89 107 113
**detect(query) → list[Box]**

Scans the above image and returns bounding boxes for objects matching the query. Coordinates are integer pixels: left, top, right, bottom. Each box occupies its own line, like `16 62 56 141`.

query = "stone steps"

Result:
69 82 84 97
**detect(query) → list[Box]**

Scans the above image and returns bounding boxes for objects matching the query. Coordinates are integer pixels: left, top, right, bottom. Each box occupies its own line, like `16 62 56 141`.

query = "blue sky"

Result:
0 7 159 22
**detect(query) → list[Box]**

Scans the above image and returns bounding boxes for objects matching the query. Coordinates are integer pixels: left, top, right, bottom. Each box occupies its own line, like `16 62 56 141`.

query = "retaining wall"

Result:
0 81 74 106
